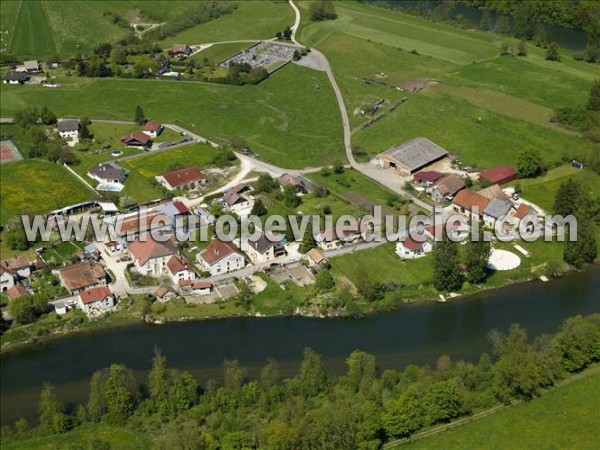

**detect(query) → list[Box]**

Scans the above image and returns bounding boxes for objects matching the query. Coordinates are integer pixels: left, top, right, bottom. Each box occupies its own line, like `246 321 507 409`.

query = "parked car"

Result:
111 150 123 157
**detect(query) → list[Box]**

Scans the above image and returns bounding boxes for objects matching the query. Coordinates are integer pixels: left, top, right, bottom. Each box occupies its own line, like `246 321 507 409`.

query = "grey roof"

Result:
24 60 39 70
483 198 512 219
381 138 448 172
249 234 283 254
4 71 28 82
88 162 126 181
434 174 465 196
57 119 80 132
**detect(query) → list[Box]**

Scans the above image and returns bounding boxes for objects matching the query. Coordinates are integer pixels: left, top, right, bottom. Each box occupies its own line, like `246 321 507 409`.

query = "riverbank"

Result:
1 256 596 354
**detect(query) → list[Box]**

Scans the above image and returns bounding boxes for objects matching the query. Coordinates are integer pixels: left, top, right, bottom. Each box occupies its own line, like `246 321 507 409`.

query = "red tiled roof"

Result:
193 280 212 289
515 203 535 220
117 211 170 235
121 132 150 145
413 170 444 183
166 255 189 275
128 237 176 266
6 284 29 300
155 285 175 298
2 254 30 271
160 167 205 188
452 190 491 214
479 165 518 185
402 237 424 251
200 239 239 266
179 279 194 286
143 121 162 132
172 201 190 215
58 261 107 292
79 286 112 304
306 248 326 265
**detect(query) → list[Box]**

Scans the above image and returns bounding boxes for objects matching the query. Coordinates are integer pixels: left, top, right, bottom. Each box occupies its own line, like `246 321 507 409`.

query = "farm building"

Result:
155 167 206 191
412 170 443 186
430 174 465 202
23 60 41 73
169 44 192 57
57 119 80 139
377 138 448 175
121 132 151 147
56 261 108 294
143 121 164 138
87 162 127 184
3 71 29 85
479 165 518 185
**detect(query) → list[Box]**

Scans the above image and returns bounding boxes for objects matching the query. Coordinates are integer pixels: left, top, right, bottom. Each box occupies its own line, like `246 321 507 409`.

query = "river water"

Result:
1 267 599 425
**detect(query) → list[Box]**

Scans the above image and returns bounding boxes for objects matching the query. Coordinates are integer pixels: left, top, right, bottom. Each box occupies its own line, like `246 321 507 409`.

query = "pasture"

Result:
9 0 56 58
401 369 600 450
0 159 94 224
0 65 345 168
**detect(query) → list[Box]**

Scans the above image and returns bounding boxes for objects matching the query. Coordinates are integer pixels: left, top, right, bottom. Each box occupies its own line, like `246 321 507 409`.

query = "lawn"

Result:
0 159 94 224
160 0 294 46
518 165 600 212
401 369 600 450
1 423 149 450
9 0 56 58
351 91 594 169
1 65 345 169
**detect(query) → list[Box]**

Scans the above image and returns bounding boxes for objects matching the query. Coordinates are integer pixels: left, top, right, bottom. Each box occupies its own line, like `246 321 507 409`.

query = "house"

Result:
6 284 30 301
279 173 307 193
3 71 29 84
155 285 177 302
483 198 514 229
192 280 213 295
1 255 32 278
396 220 465 259
166 255 195 284
305 248 328 268
57 261 108 294
128 237 177 277
412 170 444 187
1 266 15 292
54 301 69 315
24 60 41 73
155 167 206 191
83 244 101 261
87 162 127 184
121 132 151 147
105 241 126 254
109 211 172 239
316 226 362 251
377 138 448 175
57 119 80 139
142 121 163 138
77 286 115 315
479 165 518 186
396 236 430 259
478 184 509 201
222 184 254 212
197 239 246 275
430 174 465 202
246 233 286 264
452 190 491 221
169 44 192 57
514 203 539 231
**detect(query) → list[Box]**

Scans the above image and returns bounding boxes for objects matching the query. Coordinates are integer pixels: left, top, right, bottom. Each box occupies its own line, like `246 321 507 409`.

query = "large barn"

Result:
378 137 448 175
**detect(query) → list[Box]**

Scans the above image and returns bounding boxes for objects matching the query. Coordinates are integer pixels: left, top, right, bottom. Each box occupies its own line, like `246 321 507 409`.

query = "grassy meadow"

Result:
0 159 94 224
1 64 345 168
8 0 56 58
400 369 600 450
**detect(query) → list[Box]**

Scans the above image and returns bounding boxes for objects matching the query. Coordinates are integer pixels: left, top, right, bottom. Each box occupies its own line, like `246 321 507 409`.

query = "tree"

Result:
545 42 560 61
465 226 491 284
423 380 467 424
479 8 491 30
564 215 597 268
6 216 30 251
255 173 279 193
588 79 600 111
224 359 245 399
283 184 301 208
584 41 599 63
315 269 335 291
148 350 169 412
87 364 139 422
345 350 376 395
299 347 327 397
299 222 317 253
79 117 92 140
517 148 544 178
553 179 585 216
432 233 462 292
495 15 511 35
39 383 70 434
499 42 512 55
40 106 56 125
517 40 528 56
552 315 600 372
260 358 280 389
134 105 146 125
491 324 543 402
309 0 337 21
382 386 424 438
8 296 37 324
250 198 267 216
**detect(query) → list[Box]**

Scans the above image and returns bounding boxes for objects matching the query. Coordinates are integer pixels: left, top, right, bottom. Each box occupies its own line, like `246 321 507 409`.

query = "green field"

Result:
191 41 256 65
0 160 94 224
1 65 345 168
160 0 294 46
400 369 600 450
9 0 56 58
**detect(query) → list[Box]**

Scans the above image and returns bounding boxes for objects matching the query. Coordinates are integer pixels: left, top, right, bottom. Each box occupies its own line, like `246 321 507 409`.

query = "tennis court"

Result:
0 140 23 164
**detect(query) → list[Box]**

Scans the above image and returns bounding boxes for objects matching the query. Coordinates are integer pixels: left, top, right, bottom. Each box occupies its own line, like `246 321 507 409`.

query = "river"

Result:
1 267 599 425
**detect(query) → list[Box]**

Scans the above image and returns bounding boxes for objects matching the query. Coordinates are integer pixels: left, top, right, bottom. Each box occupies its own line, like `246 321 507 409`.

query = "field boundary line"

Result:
62 163 98 195
7 0 23 52
40 0 59 54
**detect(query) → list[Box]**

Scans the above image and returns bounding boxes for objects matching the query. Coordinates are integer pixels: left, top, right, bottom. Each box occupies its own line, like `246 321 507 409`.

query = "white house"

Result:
395 237 431 259
166 255 195 284
396 221 467 259
1 255 32 278
155 167 207 191
87 162 127 184
0 266 15 292
197 239 246 275
128 237 177 277
246 234 285 264
142 121 164 138
192 280 213 295
77 286 115 315
57 119 80 139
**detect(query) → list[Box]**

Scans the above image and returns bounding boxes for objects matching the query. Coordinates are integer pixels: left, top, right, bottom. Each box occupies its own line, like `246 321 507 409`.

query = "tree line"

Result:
2 313 599 448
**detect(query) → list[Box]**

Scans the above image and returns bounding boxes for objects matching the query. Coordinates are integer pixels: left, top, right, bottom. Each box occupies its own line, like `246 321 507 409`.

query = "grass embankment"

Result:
1 64 344 169
397 367 600 450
